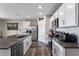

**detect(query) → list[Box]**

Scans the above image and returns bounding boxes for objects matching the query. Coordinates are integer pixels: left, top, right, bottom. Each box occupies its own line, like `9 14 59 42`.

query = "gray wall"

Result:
0 20 23 37
25 19 37 26
56 27 79 43
30 19 37 26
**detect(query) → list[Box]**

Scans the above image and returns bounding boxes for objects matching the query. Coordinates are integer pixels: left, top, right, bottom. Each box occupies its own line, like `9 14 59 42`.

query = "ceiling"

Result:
0 3 62 20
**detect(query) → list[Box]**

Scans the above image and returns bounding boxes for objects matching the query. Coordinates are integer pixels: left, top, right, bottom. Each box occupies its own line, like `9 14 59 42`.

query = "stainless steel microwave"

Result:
51 18 59 28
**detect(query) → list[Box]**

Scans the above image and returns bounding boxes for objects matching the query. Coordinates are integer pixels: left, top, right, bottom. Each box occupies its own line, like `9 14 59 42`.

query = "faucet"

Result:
17 29 21 34
0 30 3 38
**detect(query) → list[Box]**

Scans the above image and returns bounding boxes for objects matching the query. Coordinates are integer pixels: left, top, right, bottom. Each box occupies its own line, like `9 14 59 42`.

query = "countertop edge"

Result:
0 34 32 49
52 38 79 48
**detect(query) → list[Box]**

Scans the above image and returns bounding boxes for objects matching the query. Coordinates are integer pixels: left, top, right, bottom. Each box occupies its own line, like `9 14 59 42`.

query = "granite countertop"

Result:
0 34 31 49
53 38 79 48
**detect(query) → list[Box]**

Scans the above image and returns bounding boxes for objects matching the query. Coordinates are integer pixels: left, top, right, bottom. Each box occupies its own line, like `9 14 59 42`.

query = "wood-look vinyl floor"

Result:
25 41 51 56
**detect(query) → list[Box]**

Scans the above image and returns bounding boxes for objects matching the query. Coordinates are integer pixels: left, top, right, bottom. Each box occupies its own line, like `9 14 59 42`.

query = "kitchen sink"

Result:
16 35 26 38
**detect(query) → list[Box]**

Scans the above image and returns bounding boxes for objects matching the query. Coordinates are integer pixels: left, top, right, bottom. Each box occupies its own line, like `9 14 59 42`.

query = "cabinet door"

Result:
65 3 76 26
53 42 57 56
11 45 17 56
50 16 55 28
26 36 32 49
53 40 65 56
16 42 23 56
59 4 65 27
23 38 28 55
11 41 23 56
54 10 59 19
28 35 32 47
23 35 32 55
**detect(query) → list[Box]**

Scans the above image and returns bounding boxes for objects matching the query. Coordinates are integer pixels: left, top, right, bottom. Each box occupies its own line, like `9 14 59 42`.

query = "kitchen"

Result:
0 3 79 56
49 3 79 56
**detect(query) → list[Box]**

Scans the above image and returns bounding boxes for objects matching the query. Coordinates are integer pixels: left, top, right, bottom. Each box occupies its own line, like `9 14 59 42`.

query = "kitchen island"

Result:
0 34 32 56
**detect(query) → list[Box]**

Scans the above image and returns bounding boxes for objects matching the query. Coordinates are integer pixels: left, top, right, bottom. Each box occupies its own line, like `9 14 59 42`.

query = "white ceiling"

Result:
0 3 62 20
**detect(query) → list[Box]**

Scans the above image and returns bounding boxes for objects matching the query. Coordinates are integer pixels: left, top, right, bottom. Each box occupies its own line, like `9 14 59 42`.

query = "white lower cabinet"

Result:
58 3 78 27
65 49 79 56
23 38 28 55
52 40 79 56
23 35 32 55
27 35 32 47
52 40 65 56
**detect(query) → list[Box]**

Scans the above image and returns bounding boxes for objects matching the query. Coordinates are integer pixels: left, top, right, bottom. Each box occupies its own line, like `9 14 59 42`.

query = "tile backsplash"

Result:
56 27 79 43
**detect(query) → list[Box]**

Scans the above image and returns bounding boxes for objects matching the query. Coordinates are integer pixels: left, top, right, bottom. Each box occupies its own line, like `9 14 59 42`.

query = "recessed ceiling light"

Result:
27 16 30 18
39 12 42 15
38 5 42 9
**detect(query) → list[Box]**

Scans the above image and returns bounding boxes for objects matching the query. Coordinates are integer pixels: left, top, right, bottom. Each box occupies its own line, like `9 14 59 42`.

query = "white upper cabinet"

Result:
49 16 54 28
22 21 30 28
50 3 78 28
65 3 78 26
54 9 59 19
49 14 55 28
58 3 78 27
49 9 59 28
58 4 65 27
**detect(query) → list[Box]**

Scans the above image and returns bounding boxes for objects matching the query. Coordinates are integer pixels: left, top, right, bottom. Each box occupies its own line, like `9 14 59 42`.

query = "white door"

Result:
38 19 46 43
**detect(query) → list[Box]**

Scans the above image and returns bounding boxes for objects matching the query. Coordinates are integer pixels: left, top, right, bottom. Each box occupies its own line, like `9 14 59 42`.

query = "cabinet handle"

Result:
54 48 56 54
63 19 65 25
27 42 28 46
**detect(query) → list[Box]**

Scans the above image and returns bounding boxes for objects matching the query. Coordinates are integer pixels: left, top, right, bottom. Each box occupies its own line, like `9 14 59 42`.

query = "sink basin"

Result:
16 35 26 38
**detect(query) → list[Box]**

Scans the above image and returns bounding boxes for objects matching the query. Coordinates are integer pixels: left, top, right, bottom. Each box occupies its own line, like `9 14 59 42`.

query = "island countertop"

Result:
0 34 31 49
